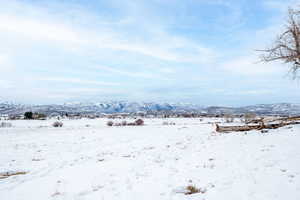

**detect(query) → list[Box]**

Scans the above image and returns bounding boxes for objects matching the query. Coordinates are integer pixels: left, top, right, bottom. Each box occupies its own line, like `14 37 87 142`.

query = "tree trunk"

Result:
215 120 300 133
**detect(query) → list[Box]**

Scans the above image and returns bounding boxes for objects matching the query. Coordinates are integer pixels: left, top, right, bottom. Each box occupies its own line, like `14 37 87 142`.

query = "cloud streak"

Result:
0 0 299 105
0 1 216 64
40 77 121 86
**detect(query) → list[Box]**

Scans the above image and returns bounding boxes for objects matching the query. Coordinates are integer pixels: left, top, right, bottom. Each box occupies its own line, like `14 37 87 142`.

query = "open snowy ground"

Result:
0 118 300 200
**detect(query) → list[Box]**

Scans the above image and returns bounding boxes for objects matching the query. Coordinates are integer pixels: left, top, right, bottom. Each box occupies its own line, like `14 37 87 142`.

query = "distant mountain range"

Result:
0 101 300 116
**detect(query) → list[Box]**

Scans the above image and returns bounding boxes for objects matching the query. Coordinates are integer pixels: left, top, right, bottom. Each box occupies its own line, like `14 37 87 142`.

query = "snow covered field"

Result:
0 118 300 200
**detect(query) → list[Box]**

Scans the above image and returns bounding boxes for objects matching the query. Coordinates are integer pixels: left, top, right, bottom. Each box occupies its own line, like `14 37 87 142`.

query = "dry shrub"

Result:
184 185 206 195
224 114 234 123
52 121 63 127
106 121 114 126
162 121 176 125
185 185 200 195
162 121 169 125
114 122 122 126
127 122 136 126
0 122 12 128
243 113 257 124
135 119 144 126
107 119 144 126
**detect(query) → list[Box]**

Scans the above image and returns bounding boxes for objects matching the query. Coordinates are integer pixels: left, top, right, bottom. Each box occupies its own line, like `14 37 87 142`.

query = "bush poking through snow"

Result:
224 114 234 123
185 185 200 195
107 121 114 126
162 121 176 125
114 122 122 126
243 113 257 124
135 119 144 126
182 185 207 195
106 119 144 126
52 121 63 127
0 122 12 128
162 121 168 125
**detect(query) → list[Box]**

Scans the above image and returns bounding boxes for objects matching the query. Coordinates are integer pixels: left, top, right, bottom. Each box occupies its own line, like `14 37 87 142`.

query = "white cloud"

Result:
0 14 82 44
40 77 120 86
159 67 176 74
226 89 274 96
0 0 298 104
0 2 216 64
0 80 14 89
0 53 13 73
221 55 285 76
263 0 299 12
96 65 173 80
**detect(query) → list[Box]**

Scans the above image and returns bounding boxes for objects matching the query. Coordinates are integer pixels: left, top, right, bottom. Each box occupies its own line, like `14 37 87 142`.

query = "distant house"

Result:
8 114 24 120
106 113 130 119
49 112 62 118
0 114 9 120
32 113 47 120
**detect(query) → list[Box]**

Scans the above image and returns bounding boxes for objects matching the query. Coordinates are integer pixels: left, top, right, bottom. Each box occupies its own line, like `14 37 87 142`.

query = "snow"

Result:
0 118 300 200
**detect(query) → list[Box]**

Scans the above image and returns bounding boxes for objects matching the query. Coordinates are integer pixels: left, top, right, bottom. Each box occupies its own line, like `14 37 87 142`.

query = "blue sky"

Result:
0 0 299 106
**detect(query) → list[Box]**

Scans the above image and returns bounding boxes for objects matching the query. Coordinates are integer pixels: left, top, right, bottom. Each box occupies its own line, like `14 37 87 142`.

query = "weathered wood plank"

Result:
216 121 300 133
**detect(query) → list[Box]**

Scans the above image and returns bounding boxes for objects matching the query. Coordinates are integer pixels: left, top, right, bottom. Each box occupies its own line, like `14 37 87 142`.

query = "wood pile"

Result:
215 116 300 133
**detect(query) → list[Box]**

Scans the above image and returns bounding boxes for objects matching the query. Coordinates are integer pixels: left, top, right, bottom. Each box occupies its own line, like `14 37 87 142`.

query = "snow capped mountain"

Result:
0 101 299 116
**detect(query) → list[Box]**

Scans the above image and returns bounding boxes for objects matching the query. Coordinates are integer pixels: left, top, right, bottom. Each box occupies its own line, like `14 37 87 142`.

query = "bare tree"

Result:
259 8 300 78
